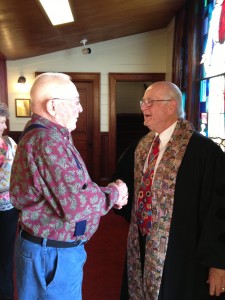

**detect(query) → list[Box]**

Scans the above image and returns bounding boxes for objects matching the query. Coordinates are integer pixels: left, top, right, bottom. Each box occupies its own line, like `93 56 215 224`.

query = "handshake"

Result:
109 179 128 210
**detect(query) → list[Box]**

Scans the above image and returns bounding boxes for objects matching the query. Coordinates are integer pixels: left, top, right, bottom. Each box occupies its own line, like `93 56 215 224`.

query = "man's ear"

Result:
46 100 56 117
168 99 177 115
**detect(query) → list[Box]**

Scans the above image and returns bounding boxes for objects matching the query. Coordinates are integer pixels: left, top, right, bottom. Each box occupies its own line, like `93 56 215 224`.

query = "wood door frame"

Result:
67 72 101 183
36 72 101 182
108 72 165 177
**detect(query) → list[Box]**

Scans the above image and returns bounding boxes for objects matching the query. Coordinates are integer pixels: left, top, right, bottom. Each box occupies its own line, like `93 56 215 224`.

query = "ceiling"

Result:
0 0 186 61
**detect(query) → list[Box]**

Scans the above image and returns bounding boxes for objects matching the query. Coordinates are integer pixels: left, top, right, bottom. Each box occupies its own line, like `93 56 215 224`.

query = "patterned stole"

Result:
137 135 160 235
127 119 195 300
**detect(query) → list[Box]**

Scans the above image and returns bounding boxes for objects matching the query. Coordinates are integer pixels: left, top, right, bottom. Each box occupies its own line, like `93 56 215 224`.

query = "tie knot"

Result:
152 135 160 155
153 135 160 146
154 135 160 143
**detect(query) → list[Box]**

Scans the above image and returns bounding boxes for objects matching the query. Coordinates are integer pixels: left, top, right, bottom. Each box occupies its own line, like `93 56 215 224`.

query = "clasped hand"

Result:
109 179 128 209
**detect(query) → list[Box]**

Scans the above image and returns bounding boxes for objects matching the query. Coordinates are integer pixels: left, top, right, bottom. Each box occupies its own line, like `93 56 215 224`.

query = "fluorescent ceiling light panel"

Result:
39 0 74 25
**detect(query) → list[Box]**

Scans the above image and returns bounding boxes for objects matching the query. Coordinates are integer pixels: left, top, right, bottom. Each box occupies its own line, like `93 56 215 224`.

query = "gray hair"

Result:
168 82 185 118
150 81 185 118
0 102 10 118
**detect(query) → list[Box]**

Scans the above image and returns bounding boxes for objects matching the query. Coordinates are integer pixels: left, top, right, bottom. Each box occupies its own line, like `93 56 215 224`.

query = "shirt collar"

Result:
31 113 70 138
157 121 177 148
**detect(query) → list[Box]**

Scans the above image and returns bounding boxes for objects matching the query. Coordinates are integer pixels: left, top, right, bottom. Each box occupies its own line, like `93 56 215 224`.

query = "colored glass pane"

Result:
200 0 225 150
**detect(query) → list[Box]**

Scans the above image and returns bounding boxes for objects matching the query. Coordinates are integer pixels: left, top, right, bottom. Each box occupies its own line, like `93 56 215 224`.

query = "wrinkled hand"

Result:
207 267 225 296
109 179 128 209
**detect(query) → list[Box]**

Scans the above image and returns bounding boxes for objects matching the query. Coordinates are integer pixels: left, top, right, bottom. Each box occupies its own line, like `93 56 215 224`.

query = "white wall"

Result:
166 18 175 81
7 21 174 132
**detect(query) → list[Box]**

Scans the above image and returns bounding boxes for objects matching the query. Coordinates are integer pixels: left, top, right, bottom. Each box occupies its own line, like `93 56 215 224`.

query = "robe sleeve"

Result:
195 142 225 269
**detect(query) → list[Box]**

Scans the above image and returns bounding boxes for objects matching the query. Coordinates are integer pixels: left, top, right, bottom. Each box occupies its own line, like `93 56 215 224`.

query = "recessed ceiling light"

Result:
38 0 74 26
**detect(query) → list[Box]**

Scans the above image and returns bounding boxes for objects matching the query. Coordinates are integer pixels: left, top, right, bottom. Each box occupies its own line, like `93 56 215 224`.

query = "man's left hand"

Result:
207 267 225 296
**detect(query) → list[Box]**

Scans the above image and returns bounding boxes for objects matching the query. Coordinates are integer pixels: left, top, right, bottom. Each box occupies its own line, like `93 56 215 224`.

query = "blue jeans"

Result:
15 234 87 300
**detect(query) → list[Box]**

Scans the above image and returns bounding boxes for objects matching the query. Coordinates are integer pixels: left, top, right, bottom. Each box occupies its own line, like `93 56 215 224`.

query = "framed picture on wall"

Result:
15 98 31 118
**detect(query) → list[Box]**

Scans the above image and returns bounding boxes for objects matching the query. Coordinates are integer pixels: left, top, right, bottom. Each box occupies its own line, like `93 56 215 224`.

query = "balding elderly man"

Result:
126 81 225 300
10 72 128 300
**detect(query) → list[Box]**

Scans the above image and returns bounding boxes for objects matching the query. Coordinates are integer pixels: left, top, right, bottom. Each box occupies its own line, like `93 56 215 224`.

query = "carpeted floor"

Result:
83 209 129 300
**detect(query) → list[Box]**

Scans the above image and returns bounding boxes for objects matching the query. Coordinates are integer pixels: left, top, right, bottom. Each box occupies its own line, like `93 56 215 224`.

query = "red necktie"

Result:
137 135 160 235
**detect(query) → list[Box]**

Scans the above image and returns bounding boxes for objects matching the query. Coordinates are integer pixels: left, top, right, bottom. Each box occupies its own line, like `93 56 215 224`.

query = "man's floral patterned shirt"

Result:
10 114 119 242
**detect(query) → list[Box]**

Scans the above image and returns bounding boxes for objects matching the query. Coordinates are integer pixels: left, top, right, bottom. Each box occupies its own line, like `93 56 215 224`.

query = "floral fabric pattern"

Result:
10 114 119 242
127 119 194 300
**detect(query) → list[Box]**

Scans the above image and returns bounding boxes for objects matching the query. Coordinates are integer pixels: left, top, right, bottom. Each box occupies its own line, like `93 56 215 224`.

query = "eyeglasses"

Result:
140 99 171 107
51 97 80 106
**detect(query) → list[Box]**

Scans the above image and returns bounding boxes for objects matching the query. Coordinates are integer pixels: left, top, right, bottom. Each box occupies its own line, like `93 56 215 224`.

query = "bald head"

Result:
30 72 76 114
29 72 82 131
147 81 184 118
141 81 185 133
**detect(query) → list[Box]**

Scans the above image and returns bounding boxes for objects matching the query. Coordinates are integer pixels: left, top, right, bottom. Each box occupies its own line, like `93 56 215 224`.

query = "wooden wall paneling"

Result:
172 0 201 128
186 0 200 127
100 132 110 185
0 1 187 60
0 59 9 134
172 6 186 87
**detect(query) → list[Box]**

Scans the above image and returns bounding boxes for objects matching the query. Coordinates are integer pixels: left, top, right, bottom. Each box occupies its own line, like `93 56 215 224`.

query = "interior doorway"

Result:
108 73 165 177
116 81 150 161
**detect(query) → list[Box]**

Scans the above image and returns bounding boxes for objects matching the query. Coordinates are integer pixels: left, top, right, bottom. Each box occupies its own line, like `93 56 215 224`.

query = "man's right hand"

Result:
109 180 128 209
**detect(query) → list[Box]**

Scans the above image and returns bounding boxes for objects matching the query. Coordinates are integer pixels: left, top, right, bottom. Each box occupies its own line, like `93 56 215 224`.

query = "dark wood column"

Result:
0 58 9 134
0 59 8 105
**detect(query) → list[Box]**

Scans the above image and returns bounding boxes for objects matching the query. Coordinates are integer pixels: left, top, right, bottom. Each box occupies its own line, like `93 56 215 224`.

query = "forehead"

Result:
0 116 6 123
144 85 163 99
54 81 79 99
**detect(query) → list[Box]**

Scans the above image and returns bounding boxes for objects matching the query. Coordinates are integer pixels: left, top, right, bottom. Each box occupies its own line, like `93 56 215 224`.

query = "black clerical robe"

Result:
159 131 225 299
128 129 225 300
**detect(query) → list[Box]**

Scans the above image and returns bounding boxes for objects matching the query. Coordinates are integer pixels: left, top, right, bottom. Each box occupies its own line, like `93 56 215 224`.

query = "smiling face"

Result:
0 116 7 138
141 82 178 133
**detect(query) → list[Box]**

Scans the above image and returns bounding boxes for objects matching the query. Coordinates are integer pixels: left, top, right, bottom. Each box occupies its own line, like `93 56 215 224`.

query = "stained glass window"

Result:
200 0 225 150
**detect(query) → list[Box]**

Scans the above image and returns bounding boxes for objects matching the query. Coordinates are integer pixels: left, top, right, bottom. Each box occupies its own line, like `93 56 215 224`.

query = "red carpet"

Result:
83 210 129 300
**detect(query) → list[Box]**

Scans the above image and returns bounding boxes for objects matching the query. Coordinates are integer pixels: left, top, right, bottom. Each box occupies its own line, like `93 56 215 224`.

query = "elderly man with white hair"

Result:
126 81 225 300
10 72 128 300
